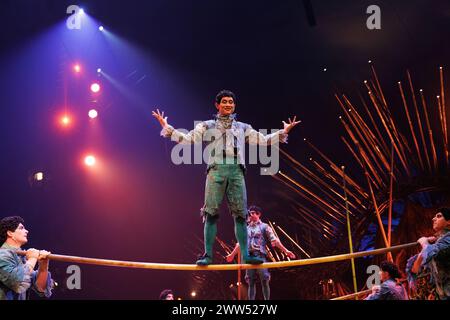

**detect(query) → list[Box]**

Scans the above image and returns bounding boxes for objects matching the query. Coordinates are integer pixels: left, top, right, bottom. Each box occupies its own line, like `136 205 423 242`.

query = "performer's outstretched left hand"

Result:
282 116 301 134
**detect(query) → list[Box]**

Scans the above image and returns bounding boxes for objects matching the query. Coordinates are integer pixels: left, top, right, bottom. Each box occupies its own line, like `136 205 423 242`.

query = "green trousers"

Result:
201 164 247 219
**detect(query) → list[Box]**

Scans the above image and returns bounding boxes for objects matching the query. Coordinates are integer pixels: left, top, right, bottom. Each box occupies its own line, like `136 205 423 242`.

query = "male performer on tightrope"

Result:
152 90 300 265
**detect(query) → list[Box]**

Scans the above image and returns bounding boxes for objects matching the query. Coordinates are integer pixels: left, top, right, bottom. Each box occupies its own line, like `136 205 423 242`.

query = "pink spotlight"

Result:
90 83 101 93
61 115 71 126
84 155 96 167
73 64 81 73
88 109 98 119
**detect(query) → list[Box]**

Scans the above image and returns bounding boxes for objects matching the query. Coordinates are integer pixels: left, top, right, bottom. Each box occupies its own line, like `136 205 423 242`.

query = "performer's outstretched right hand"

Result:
152 109 169 128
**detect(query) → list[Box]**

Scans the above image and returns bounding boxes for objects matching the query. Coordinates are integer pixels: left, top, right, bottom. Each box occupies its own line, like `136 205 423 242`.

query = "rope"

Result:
331 289 372 300
11 241 418 271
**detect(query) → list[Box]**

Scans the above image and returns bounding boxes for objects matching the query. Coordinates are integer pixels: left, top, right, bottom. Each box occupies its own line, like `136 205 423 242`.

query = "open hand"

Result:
282 116 301 134
285 250 296 259
152 109 168 128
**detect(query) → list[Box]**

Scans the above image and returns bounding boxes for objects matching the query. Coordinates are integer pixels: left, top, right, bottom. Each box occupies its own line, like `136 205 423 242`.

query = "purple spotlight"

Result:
88 109 98 119
90 83 101 93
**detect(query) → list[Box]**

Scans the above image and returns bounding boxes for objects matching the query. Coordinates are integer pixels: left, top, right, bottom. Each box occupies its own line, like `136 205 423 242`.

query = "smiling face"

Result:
432 211 450 233
7 223 28 247
215 96 235 116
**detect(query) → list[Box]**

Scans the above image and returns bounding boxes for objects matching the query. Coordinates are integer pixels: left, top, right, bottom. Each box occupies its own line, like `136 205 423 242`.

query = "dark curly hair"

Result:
215 90 236 104
0 216 24 245
159 289 173 300
380 261 401 279
438 207 450 221
248 205 263 216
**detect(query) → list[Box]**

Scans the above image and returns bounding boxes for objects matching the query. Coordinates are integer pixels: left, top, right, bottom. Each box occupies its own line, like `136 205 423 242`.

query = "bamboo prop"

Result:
237 253 242 300
331 289 372 300
385 143 395 263
342 166 359 298
273 174 345 225
274 223 311 258
359 92 391 157
370 62 388 111
365 77 413 165
267 221 283 261
407 70 431 173
339 116 383 189
280 149 362 212
341 136 364 169
290 207 333 237
439 67 449 165
342 94 391 178
278 171 347 220
365 168 389 249
288 215 329 251
345 96 392 176
437 94 449 166
357 142 391 251
366 89 411 175
293 212 337 240
292 202 340 235
387 142 395 251
369 76 414 160
308 157 368 209
12 242 418 271
420 89 438 172
398 81 425 171
304 139 369 198
291 159 361 214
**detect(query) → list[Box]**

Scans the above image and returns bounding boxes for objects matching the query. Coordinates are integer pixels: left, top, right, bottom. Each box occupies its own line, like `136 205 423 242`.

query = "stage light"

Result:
190 291 197 298
99 26 104 31
61 115 71 126
34 172 44 181
90 83 101 93
73 64 81 73
88 109 98 119
84 155 96 167
97 68 102 73
79 8 85 15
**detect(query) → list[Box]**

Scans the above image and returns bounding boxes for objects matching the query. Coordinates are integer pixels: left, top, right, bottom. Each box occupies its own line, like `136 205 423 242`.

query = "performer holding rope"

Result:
226 205 295 300
152 90 300 265
0 216 54 300
406 208 450 300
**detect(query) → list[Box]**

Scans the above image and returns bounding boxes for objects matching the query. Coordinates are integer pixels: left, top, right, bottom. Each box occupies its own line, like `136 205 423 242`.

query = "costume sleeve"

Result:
245 124 288 145
365 282 392 300
160 122 207 144
421 234 450 265
0 250 32 294
405 254 420 291
31 270 54 298
265 224 278 243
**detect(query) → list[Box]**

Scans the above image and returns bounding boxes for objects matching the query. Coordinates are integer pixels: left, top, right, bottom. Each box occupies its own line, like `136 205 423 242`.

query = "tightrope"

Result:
13 242 418 271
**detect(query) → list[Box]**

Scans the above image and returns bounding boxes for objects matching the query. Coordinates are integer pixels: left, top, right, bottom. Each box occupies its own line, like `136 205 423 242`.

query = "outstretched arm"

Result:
152 109 205 144
282 116 301 134
245 116 301 145
271 239 296 259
